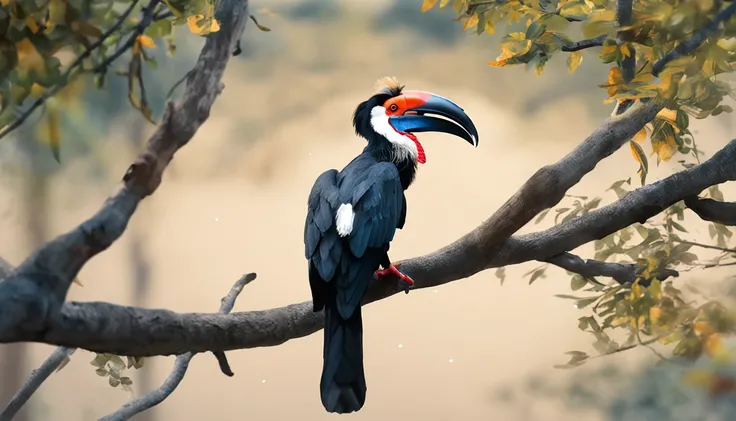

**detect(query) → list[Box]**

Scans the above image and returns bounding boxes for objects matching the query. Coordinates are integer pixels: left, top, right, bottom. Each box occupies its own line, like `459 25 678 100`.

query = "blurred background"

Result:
0 0 734 420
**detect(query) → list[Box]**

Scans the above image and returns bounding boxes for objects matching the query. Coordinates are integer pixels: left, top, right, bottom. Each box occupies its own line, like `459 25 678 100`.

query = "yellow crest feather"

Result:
374 76 404 96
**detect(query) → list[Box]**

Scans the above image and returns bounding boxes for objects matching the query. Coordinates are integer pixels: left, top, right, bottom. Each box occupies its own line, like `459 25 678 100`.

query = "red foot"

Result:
375 263 415 287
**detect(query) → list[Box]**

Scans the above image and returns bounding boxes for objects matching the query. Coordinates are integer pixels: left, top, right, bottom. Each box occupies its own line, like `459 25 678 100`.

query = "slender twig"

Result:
545 252 679 285
0 347 76 421
0 0 142 142
94 0 162 73
652 1 736 77
685 196 736 226
561 35 608 52
99 273 256 421
675 240 736 254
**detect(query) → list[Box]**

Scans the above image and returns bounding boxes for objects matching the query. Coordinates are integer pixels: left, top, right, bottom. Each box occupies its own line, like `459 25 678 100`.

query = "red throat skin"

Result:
403 132 426 164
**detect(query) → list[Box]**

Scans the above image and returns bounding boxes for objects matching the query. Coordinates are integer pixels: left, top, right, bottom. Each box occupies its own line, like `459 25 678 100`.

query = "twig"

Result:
0 347 76 421
561 35 607 52
98 273 256 421
0 0 141 142
652 1 736 77
674 240 736 254
94 0 162 73
545 252 679 285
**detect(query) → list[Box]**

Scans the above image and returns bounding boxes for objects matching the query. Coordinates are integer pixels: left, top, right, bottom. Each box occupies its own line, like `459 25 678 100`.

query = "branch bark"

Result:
685 196 736 226
561 35 607 52
545 252 679 285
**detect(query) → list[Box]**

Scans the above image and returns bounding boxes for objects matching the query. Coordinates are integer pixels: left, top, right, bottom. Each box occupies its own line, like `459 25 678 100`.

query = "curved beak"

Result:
388 90 479 147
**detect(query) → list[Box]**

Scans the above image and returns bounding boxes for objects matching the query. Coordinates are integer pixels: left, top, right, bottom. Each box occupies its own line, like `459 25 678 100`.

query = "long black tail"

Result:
320 300 366 414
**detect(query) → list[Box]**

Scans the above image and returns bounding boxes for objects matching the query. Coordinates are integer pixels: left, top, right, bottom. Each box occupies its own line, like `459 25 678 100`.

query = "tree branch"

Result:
0 347 75 421
652 1 736 77
0 98 665 355
99 273 256 421
545 252 679 285
684 196 736 226
561 35 607 52
0 0 249 340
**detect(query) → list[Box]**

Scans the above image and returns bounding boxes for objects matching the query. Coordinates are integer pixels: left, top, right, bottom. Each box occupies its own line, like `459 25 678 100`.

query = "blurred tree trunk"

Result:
0 128 51 421
128 118 155 421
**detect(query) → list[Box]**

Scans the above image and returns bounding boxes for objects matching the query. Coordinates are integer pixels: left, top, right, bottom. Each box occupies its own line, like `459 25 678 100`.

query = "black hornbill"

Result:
304 77 479 414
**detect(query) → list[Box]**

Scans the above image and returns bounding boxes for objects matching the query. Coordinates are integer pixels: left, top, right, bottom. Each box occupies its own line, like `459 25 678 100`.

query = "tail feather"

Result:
320 302 366 414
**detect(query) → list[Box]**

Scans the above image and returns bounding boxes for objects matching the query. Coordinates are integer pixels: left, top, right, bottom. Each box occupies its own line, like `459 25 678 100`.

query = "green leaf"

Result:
629 140 648 186
554 350 589 369
574 297 598 309
571 275 588 291
95 368 108 377
90 354 109 368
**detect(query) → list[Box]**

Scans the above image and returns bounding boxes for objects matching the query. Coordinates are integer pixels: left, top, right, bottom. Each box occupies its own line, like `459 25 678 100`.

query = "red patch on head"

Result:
404 133 426 164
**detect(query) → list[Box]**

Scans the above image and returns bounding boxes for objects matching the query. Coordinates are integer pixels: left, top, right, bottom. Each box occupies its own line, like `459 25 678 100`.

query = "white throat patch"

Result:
369 106 418 162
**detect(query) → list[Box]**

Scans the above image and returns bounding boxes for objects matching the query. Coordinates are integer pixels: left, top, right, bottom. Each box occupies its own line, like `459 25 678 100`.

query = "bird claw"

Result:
375 263 415 290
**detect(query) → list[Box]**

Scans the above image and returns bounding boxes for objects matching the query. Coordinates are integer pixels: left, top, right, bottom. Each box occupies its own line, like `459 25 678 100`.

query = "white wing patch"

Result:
335 203 355 237
369 106 418 163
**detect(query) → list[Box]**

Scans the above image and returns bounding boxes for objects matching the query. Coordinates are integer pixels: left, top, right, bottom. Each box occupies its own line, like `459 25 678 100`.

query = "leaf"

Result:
567 51 583 73
534 208 551 224
462 13 479 31
574 297 598 309
439 0 451 7
249 14 271 31
571 275 587 291
136 35 156 49
421 0 438 12
44 98 61 162
629 140 648 186
554 350 589 369
109 376 121 387
495 267 506 285
90 354 110 368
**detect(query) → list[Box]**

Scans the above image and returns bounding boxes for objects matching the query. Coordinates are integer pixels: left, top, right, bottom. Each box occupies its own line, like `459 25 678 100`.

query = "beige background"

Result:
1 1 734 420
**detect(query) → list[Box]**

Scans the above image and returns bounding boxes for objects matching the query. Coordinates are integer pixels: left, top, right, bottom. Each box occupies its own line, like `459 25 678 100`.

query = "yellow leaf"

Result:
620 43 631 57
462 13 479 31
0 0 11 6
421 0 438 12
187 14 221 35
136 35 156 49
439 0 451 7
600 44 617 56
694 321 715 337
651 133 677 162
656 108 678 124
45 0 67 34
704 334 726 359
46 101 61 162
633 127 648 143
649 306 662 323
29 83 45 98
25 17 40 33
71 21 103 38
567 51 583 73
15 38 45 73
629 140 648 186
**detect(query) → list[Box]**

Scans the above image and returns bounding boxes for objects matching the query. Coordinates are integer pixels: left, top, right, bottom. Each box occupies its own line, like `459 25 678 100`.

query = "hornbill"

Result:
304 77 479 414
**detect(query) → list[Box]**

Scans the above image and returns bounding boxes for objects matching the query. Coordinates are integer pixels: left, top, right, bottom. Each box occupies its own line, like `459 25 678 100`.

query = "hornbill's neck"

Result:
353 94 420 190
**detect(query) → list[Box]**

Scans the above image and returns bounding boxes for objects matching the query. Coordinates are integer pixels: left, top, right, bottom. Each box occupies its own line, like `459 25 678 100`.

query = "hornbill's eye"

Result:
388 103 399 112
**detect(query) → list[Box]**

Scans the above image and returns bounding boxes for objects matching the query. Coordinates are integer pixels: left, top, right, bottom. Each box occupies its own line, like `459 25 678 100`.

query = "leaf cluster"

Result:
89 352 145 390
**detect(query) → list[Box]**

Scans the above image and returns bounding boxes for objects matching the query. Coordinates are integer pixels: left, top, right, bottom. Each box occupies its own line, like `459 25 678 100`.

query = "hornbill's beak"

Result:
387 90 479 147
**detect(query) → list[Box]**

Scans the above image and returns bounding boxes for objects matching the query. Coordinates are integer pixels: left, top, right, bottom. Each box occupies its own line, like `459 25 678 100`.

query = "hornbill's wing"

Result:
304 163 404 318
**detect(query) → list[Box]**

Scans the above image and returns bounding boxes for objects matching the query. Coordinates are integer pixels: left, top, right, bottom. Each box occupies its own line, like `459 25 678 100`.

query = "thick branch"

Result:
545 252 679 285
652 1 736 77
0 0 249 338
684 196 736 226
0 347 75 421
99 273 256 421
